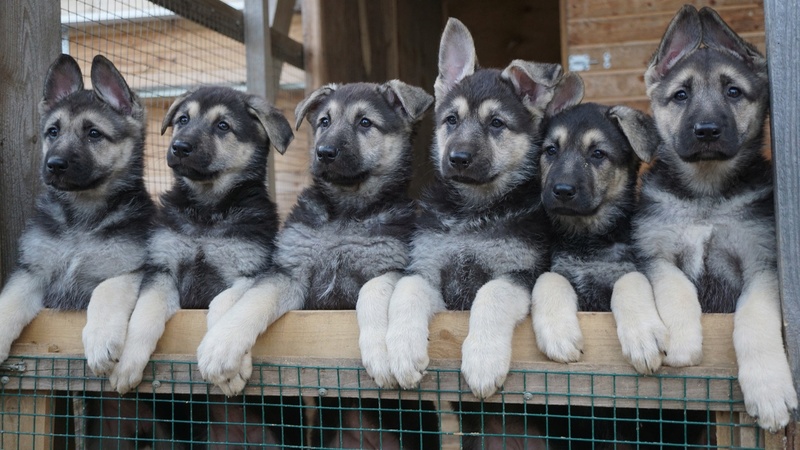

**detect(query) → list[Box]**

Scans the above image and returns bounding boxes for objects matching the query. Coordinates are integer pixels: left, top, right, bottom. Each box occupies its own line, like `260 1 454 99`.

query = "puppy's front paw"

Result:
617 318 668 375
360 339 397 389
739 356 798 432
535 317 583 364
197 330 253 397
83 323 125 376
662 321 702 367
461 333 510 399
531 273 583 363
386 327 429 389
109 348 150 395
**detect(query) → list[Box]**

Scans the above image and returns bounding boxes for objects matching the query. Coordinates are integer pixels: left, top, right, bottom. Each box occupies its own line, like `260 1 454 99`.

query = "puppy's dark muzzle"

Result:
171 140 193 158
552 183 576 201
448 151 472 169
693 122 721 142
316 146 339 163
46 157 69 175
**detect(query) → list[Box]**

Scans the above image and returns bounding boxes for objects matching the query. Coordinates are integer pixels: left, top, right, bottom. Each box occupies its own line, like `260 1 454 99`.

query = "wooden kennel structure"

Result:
1 0 799 448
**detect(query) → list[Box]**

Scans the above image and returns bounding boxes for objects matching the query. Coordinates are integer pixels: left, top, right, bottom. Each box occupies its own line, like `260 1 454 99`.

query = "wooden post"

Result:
1 392 54 450
765 0 800 411
0 1 60 284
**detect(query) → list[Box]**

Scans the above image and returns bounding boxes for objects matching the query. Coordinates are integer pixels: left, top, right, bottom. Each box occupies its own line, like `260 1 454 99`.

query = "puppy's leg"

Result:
110 273 180 394
649 259 703 367
83 271 143 376
357 271 402 389
611 271 668 374
734 270 797 432
531 272 583 363
385 274 445 389
207 277 255 329
197 274 303 396
462 278 530 399
0 270 45 362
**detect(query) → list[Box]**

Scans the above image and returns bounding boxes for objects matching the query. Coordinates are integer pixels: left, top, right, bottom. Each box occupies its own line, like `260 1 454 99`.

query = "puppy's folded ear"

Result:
434 18 478 99
546 72 584 117
294 84 337 130
91 55 139 116
501 60 563 115
40 54 84 114
160 89 196 135
699 7 766 73
379 80 434 123
607 105 659 163
645 5 702 88
247 96 294 155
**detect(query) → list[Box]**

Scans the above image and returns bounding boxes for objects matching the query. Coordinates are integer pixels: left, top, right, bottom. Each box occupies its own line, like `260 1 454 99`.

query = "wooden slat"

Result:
566 0 766 20
765 0 800 415
0 1 60 283
1 392 53 450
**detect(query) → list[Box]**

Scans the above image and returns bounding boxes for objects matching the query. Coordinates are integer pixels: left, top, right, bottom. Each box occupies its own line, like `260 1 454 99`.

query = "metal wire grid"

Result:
0 356 762 449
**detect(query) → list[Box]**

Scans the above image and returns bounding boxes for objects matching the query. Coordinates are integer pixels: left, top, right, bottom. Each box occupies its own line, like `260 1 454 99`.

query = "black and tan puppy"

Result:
634 5 796 431
531 77 668 375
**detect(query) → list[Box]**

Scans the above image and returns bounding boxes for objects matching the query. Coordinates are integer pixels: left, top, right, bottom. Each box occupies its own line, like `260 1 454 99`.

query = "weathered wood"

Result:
1 392 53 450
567 0 766 20
765 0 800 412
0 1 60 284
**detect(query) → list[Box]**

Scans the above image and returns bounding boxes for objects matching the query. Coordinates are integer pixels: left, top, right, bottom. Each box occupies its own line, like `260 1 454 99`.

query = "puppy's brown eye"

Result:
88 129 102 139
359 118 372 128
727 86 742 98
178 115 189 125
217 121 230 131
47 127 59 137
545 145 557 156
320 117 330 128
490 118 505 128
591 149 606 160
446 115 457 125
673 90 688 101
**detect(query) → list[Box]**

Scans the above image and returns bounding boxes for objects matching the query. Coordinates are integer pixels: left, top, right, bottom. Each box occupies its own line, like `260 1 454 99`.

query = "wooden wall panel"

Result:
566 0 764 20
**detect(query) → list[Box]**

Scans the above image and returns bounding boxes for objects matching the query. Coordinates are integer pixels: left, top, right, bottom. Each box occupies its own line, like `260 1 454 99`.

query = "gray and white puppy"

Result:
633 5 796 431
196 81 433 402
0 54 154 376
108 86 293 396
378 18 558 399
531 76 668 375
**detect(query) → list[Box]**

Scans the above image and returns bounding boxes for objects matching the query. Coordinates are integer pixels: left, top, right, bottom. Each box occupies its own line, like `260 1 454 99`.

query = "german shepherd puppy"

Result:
0 54 161 446
379 18 556 400
196 80 439 449
531 77 667 375
634 5 797 431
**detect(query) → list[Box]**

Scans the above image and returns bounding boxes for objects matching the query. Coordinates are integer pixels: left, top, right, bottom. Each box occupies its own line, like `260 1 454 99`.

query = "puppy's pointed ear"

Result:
91 55 139 115
645 5 701 88
699 7 766 72
160 89 196 135
247 96 294 155
294 84 336 130
607 105 658 163
40 54 84 114
379 80 434 123
434 18 478 99
546 72 584 116
501 60 563 115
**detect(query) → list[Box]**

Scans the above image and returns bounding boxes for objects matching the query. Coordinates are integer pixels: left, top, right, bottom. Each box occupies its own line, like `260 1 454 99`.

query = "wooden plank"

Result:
148 0 245 43
0 1 60 284
566 0 766 20
1 392 53 450
765 0 800 417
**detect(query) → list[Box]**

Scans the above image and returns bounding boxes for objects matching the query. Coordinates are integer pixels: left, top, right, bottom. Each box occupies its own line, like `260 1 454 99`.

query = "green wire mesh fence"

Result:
1 356 762 449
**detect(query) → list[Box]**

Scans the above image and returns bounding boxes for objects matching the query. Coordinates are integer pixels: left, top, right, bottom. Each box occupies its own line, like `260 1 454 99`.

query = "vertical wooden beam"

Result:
0 1 60 284
1 392 54 450
764 0 800 406
244 0 278 198
269 0 296 86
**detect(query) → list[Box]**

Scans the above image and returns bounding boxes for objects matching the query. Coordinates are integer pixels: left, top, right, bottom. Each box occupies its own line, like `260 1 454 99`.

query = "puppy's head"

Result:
433 18 563 204
39 54 145 193
645 5 768 191
161 87 293 188
294 81 433 195
541 98 657 234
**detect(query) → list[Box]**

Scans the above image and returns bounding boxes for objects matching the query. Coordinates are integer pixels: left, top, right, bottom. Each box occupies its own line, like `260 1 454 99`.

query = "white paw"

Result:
109 349 150 395
461 333 511 399
83 324 126 376
197 330 253 397
360 339 397 389
386 327 429 389
618 318 668 375
662 321 703 367
531 272 583 363
535 318 583 363
739 358 798 432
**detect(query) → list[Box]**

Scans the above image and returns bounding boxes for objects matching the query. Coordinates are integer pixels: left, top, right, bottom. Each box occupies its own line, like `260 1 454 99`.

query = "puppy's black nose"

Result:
171 140 193 157
448 151 472 168
316 145 339 163
46 156 69 174
552 183 576 200
694 122 721 142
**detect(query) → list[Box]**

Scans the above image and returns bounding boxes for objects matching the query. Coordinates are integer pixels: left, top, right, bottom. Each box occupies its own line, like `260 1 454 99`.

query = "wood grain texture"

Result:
567 0 765 20
765 0 800 407
0 1 60 284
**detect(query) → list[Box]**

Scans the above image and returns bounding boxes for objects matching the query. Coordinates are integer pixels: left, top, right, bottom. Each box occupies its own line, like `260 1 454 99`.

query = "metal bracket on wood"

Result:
0 361 27 373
